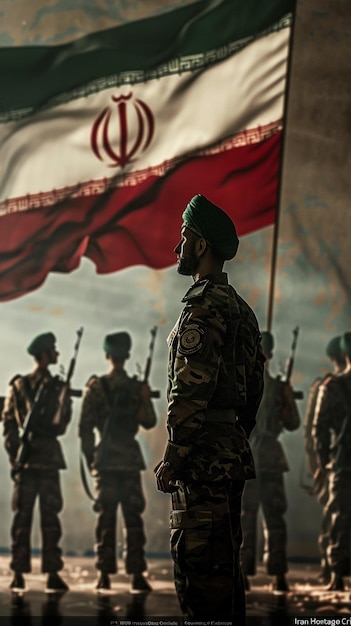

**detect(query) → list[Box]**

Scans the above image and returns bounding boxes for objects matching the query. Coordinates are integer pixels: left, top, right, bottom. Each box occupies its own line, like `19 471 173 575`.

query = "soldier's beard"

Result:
177 244 199 276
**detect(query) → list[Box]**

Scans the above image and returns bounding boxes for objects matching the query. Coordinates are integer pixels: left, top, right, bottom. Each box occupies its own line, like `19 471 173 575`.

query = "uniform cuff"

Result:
163 441 191 472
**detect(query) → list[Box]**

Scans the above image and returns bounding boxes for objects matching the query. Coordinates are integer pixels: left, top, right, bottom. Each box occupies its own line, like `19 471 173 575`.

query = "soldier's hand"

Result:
140 383 152 400
282 382 295 401
154 461 179 493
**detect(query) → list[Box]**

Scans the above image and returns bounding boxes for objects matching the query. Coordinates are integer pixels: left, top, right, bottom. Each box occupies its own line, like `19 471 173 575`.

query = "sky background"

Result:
0 0 350 564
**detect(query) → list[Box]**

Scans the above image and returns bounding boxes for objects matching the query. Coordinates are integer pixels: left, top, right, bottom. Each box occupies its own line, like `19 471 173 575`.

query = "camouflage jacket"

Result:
2 369 71 470
313 371 351 471
78 369 157 473
303 374 330 474
163 272 265 483
249 372 300 472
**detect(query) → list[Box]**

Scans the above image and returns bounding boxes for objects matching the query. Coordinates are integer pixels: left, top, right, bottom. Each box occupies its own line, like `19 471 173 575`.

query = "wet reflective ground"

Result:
0 557 350 625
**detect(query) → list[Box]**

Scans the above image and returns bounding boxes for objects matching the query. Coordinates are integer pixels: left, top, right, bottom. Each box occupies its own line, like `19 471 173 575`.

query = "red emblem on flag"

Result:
91 92 154 168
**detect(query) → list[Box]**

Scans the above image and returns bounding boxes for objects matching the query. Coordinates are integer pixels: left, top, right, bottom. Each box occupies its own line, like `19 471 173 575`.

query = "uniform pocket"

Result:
170 509 212 574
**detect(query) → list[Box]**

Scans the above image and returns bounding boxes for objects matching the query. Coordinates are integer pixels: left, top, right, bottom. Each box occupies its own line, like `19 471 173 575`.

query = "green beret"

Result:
182 194 239 260
27 332 56 356
340 332 351 358
326 336 342 359
103 332 131 360
261 331 274 358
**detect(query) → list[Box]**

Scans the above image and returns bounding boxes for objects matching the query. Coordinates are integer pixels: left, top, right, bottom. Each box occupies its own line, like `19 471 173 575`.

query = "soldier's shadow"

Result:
10 593 32 626
41 592 64 626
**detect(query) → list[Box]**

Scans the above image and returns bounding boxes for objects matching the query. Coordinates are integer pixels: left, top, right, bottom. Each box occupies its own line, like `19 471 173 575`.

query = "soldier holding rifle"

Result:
303 336 346 584
312 332 351 591
78 330 158 593
240 329 301 593
2 330 81 593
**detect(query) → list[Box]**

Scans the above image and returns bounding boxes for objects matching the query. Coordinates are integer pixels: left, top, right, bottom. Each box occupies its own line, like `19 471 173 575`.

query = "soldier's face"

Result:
174 226 199 276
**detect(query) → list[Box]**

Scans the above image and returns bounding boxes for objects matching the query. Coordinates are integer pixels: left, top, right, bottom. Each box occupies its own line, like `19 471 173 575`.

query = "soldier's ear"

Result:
196 237 208 257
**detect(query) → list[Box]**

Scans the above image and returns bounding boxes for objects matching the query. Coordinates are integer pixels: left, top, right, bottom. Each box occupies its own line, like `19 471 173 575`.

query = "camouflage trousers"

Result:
317 477 331 559
325 470 351 575
93 471 147 574
170 479 245 623
240 471 287 575
10 468 64 573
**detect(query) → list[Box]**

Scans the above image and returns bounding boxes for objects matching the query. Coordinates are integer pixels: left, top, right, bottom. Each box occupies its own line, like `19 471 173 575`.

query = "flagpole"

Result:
266 1 297 333
266 211 280 333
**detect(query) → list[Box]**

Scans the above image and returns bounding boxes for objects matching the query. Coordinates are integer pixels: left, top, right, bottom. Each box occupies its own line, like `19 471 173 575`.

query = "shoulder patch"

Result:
182 280 210 302
178 323 206 355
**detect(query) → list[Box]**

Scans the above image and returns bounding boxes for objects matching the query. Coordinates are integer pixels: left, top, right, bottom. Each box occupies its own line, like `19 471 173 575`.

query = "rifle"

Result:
143 326 160 398
52 327 84 425
93 326 160 473
12 381 47 478
279 326 304 400
12 328 84 479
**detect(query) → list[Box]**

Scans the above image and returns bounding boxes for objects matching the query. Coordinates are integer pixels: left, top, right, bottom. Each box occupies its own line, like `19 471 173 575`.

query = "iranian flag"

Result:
0 0 295 301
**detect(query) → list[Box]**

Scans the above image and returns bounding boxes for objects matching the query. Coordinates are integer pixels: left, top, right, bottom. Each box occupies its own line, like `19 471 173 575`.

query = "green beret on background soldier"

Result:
303 335 346 584
78 331 157 594
2 332 72 593
155 194 265 623
240 331 301 593
312 331 351 591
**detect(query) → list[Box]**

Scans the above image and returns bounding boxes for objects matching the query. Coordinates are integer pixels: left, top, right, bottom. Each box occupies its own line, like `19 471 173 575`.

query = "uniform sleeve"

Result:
137 397 157 430
2 384 21 465
280 381 301 432
312 379 336 469
303 379 321 473
164 305 224 472
78 380 98 468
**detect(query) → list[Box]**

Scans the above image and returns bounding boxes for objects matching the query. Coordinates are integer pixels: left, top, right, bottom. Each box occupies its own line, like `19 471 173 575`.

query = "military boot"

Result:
130 573 152 594
96 572 111 591
271 574 289 594
9 572 25 592
317 558 331 584
45 572 69 593
325 572 344 591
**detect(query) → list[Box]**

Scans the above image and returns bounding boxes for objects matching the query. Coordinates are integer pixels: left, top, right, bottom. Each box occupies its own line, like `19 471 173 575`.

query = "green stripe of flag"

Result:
0 0 294 117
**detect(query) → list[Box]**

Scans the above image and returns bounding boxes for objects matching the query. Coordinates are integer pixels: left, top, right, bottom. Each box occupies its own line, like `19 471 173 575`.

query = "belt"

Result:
205 409 237 424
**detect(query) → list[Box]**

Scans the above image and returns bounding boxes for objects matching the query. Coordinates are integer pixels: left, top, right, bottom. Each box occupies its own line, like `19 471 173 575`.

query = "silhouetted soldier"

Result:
78 332 157 593
240 331 301 593
303 336 345 583
2 332 71 592
313 332 351 591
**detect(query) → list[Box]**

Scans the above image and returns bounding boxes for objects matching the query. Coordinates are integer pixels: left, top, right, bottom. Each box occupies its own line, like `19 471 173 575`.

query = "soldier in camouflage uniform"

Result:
155 194 265 622
78 332 157 593
312 332 351 591
303 336 345 583
240 331 300 593
2 332 71 592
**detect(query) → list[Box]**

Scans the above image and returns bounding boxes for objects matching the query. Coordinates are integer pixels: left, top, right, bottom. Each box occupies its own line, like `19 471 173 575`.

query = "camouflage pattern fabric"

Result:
313 371 351 575
304 374 332 563
93 471 146 574
170 479 245 621
2 370 71 469
2 370 71 574
240 472 287 575
79 369 156 472
11 469 63 573
164 272 265 480
78 368 156 574
240 371 300 576
164 272 264 621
